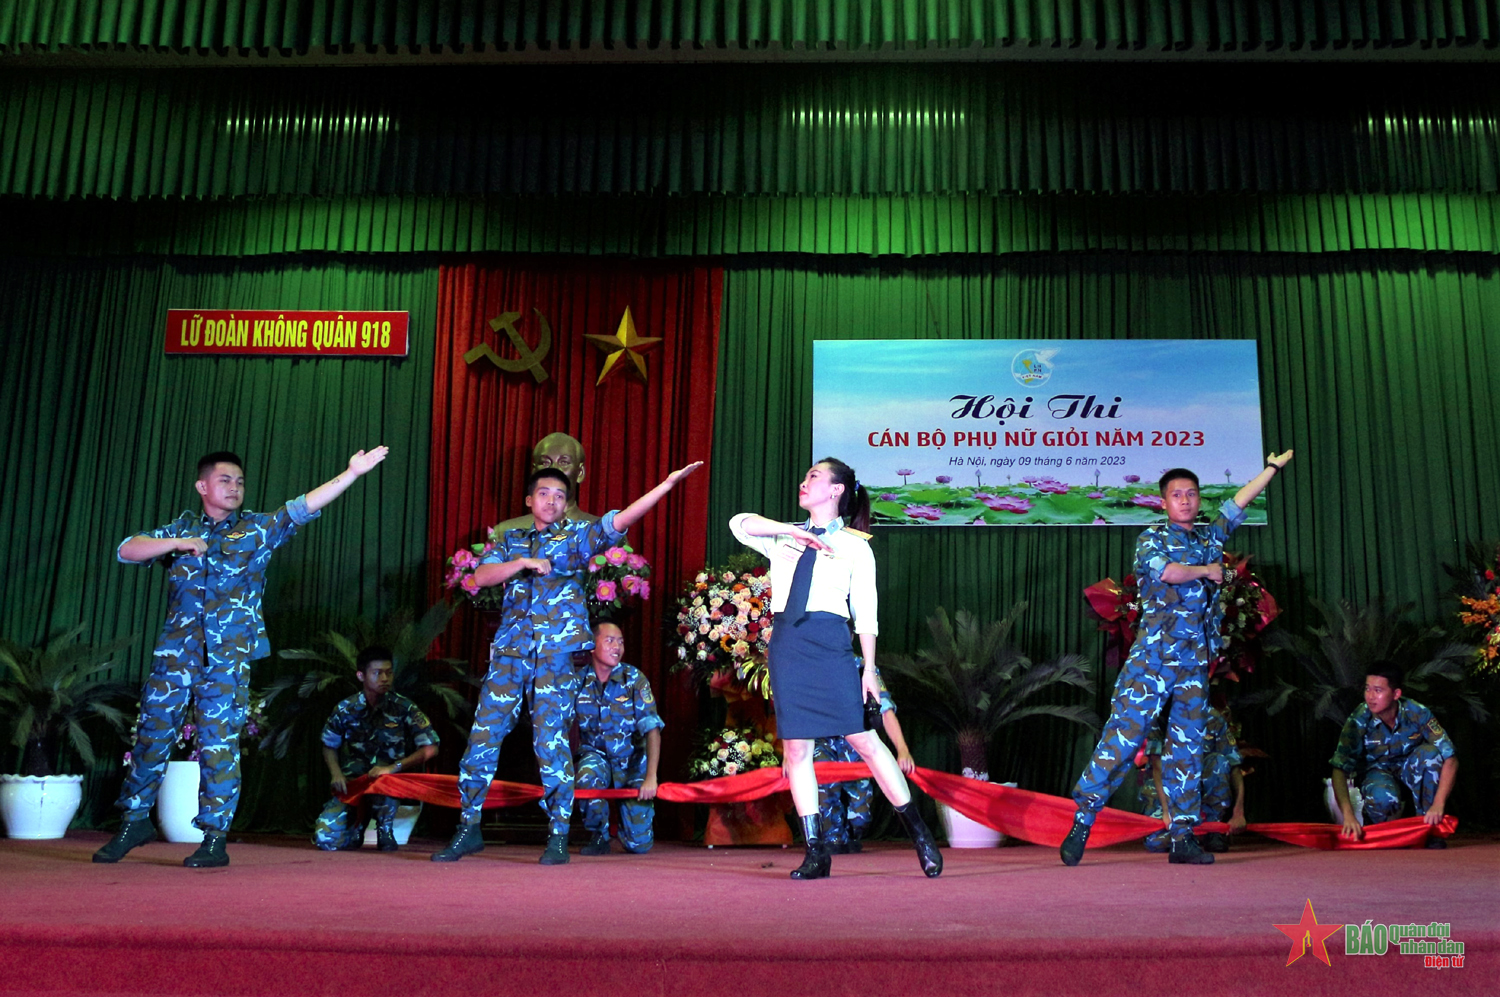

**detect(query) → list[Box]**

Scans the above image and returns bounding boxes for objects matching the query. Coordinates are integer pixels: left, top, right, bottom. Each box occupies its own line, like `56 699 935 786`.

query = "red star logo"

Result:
1273 899 1343 966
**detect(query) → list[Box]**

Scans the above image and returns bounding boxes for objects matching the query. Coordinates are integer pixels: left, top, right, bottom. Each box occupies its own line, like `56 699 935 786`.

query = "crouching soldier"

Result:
575 620 664 856
1331 664 1457 848
314 646 438 852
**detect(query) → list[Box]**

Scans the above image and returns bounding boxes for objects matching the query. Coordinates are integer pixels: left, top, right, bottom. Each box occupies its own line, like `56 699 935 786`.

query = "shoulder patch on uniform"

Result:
842 527 873 540
1426 719 1446 739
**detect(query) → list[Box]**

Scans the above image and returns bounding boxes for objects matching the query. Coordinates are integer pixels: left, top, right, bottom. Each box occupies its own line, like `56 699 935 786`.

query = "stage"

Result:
1 832 1493 996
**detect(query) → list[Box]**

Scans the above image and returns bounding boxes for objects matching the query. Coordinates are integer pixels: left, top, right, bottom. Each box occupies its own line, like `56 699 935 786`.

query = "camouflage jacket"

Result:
1330 698 1456 776
321 691 438 776
1132 498 1245 659
575 661 665 759
479 512 624 656
118 496 318 676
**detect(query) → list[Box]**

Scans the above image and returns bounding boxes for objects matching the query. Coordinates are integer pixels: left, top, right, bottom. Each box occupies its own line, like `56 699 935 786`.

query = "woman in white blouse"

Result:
730 457 942 880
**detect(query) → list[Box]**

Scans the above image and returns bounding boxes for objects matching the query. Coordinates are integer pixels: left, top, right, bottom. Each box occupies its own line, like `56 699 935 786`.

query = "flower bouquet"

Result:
443 539 504 612
1456 543 1500 675
687 726 781 780
585 544 652 621
674 561 774 700
1084 552 1279 682
444 533 653 619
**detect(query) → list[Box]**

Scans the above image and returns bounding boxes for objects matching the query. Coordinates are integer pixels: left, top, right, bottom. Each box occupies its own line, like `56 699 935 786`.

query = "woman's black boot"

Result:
790 813 831 880
894 802 943 878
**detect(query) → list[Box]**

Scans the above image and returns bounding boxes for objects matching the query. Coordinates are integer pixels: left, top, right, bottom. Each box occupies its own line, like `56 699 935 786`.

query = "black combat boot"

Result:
432 823 485 862
375 825 399 852
183 831 230 868
92 818 158 863
790 814 831 880
1060 811 1091 867
580 830 611 856
893 802 943 878
1168 832 1214 865
539 832 570 865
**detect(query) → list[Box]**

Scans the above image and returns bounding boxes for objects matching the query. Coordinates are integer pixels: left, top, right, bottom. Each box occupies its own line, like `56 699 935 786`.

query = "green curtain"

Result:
15 192 1500 258
709 254 1500 821
4 0 1499 55
0 254 437 829
6 64 1500 199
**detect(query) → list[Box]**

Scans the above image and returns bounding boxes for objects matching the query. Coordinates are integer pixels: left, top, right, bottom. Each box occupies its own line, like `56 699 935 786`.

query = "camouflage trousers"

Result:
312 794 397 850
1073 646 1207 839
576 747 654 852
116 633 251 833
1360 743 1446 825
815 736 873 846
456 649 579 834
1143 750 1235 850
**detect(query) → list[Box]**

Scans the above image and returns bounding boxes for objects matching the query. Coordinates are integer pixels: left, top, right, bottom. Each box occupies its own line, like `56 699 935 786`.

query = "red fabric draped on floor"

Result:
427 259 722 812
344 765 1456 850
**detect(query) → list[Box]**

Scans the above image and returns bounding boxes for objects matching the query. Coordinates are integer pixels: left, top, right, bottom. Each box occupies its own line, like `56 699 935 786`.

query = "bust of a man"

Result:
494 432 601 531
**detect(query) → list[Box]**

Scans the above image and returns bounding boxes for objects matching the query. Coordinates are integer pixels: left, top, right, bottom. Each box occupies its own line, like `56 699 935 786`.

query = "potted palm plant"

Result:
0 626 135 838
879 604 1100 847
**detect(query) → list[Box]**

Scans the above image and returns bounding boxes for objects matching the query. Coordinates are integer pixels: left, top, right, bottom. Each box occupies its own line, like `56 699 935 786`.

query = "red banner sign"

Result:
165 309 409 356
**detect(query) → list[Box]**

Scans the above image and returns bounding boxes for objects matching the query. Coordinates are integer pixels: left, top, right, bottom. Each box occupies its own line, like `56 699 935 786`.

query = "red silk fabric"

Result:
428 260 723 788
342 765 1456 849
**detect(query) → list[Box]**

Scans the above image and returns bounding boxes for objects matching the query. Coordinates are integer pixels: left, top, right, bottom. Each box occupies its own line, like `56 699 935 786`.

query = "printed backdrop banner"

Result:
813 340 1264 526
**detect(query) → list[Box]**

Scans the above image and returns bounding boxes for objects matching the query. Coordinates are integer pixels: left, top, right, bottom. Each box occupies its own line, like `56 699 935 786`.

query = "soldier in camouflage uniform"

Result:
433 460 701 865
1061 452 1291 867
94 446 389 868
314 646 439 852
575 620 664 856
1141 705 1245 854
814 668 909 854
1331 664 1457 848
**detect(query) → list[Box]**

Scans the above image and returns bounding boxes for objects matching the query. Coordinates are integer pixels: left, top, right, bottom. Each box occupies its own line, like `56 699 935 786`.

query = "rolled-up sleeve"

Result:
730 513 779 559
1210 498 1246 543
117 515 188 565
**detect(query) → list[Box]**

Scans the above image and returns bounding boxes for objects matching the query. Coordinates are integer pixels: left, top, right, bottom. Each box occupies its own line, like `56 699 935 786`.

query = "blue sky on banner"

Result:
812 340 1265 526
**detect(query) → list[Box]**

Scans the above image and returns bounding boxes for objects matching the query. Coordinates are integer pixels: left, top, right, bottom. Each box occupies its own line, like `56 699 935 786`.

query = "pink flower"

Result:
451 549 477 570
985 495 1032 514
1092 517 1108 525
936 475 952 484
621 575 641 595
904 504 942 521
1123 474 1141 484
1131 494 1164 510
626 552 648 570
1087 491 1105 499
879 493 900 502
595 580 619 602
636 580 650 599
588 559 603 573
460 575 481 595
605 547 629 566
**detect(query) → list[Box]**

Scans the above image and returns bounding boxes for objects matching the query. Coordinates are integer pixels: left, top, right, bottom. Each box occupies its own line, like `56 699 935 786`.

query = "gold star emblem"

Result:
584 307 661 385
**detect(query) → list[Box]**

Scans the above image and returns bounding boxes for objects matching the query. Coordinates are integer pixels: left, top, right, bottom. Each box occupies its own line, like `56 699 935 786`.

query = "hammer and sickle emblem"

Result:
463 309 553 383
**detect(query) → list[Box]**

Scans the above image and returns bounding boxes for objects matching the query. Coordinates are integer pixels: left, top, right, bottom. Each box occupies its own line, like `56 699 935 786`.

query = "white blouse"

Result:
728 513 879 636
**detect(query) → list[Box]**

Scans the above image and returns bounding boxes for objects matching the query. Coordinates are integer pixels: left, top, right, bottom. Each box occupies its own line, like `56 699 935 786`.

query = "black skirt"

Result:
767 611 866 739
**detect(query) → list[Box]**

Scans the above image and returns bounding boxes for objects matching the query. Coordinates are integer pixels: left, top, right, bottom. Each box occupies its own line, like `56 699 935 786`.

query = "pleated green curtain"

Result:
6 64 1500 199
709 255 1500 820
5 0 1500 54
14 192 1500 257
0 255 438 828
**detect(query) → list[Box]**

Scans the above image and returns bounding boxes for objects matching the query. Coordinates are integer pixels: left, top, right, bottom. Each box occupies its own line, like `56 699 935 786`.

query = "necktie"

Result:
782 526 826 624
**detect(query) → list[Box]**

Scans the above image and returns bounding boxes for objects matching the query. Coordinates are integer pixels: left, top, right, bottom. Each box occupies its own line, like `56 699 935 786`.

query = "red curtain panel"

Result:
428 258 723 803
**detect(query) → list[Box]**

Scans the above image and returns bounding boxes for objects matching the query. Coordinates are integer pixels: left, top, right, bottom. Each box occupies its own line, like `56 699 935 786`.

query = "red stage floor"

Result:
1 832 1494 996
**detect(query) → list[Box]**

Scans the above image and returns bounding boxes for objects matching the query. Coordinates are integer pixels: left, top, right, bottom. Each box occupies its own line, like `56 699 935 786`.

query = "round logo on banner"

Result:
1011 349 1056 386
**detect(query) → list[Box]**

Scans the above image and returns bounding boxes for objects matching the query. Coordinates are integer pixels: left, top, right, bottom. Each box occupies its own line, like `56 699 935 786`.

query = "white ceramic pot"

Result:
1322 777 1365 827
936 781 1016 848
156 760 205 843
363 803 423 846
0 774 84 839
